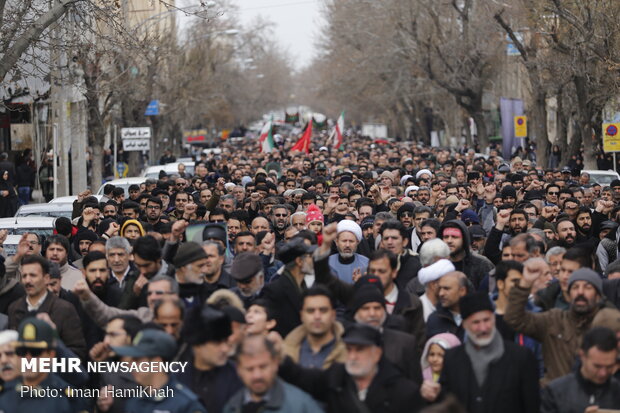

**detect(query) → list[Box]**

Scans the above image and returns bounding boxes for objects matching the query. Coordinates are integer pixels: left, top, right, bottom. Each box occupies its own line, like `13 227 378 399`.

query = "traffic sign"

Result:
145 100 160 116
603 123 620 153
123 138 150 151
514 116 527 138
121 127 151 139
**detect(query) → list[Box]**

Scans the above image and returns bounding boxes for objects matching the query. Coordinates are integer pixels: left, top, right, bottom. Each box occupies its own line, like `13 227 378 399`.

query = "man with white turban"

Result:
416 239 456 321
328 220 368 284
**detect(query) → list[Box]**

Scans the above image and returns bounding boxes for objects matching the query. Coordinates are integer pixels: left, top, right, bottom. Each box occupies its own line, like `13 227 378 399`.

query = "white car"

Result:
142 162 195 179
0 216 57 237
581 170 620 186
15 203 73 218
49 195 104 204
96 177 146 197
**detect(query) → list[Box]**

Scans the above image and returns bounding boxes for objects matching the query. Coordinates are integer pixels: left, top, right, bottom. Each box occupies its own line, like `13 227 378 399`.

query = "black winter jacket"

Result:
541 371 620 413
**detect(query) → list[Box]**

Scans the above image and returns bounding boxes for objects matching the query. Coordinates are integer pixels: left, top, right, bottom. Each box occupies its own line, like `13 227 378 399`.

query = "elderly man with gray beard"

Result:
421 292 540 412
277 323 422 413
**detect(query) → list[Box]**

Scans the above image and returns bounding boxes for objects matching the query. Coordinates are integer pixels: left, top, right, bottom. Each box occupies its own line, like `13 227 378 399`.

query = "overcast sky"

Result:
177 0 324 70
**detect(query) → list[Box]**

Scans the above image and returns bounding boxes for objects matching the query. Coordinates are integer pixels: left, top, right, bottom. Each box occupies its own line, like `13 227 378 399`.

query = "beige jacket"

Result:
283 321 347 369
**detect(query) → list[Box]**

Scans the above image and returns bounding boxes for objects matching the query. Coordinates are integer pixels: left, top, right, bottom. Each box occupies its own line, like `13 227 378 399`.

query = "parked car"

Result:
0 216 56 237
15 203 73 218
142 162 195 179
96 177 146 197
49 195 104 204
581 170 620 186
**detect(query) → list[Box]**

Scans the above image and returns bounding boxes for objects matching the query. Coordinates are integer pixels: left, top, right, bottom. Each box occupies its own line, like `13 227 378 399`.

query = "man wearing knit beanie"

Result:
427 291 540 412
350 282 422 380
505 258 606 383
328 220 368 284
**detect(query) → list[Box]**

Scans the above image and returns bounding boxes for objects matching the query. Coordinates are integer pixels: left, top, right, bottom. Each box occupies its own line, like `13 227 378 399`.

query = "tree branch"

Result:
494 10 529 61
0 0 81 81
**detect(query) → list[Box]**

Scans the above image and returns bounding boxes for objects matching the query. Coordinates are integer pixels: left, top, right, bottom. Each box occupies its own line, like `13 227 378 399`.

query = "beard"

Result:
571 295 597 314
339 251 354 259
89 279 107 296
467 326 497 347
449 246 464 259
345 359 376 378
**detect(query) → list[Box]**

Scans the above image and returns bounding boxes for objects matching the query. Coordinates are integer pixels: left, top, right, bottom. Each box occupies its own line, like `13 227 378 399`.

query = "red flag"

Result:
290 119 313 154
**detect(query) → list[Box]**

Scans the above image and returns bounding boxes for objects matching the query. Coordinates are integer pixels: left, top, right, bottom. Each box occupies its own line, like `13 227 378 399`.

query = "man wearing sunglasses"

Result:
0 317 88 412
545 184 560 206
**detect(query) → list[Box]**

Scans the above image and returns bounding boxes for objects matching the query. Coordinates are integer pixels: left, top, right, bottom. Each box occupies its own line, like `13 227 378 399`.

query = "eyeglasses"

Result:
400 212 413 218
547 192 559 195
176 183 186 186
146 205 161 210
15 347 45 357
274 213 288 218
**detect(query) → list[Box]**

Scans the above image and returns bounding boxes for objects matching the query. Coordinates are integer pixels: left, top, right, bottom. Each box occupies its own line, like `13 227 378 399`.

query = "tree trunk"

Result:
573 75 599 169
531 90 550 168
471 110 489 150
463 115 473 148
564 120 581 167
581 123 598 169
91 139 104 191
555 88 570 168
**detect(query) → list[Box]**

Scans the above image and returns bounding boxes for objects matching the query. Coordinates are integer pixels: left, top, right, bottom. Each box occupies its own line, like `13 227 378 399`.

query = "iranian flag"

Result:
258 118 275 153
328 111 345 149
290 118 313 154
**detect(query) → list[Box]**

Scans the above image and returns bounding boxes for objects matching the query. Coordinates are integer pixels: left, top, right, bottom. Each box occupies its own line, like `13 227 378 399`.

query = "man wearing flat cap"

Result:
175 305 242 413
422 292 539 412
506 258 607 383
0 317 89 412
278 323 422 413
114 328 206 413
173 241 212 308
230 252 265 308
260 237 318 337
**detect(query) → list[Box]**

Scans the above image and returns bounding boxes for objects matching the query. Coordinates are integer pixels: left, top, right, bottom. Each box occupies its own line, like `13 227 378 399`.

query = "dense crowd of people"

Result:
0 138 619 412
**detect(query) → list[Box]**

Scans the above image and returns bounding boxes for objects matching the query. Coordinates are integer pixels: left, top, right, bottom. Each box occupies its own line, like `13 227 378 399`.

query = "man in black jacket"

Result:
426 271 469 340
260 237 317 337
378 220 421 289
541 327 620 413
440 220 494 289
422 292 539 413
278 323 423 413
